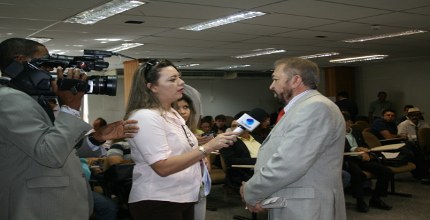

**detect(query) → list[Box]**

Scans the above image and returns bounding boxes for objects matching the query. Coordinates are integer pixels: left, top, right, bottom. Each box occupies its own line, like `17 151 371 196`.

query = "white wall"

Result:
185 78 279 117
355 58 430 117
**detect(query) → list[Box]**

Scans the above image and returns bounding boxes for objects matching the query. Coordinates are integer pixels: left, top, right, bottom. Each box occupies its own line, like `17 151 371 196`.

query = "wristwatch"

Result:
198 146 207 156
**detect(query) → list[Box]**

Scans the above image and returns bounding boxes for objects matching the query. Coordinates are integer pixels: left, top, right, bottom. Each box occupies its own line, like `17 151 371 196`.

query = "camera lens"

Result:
87 75 117 96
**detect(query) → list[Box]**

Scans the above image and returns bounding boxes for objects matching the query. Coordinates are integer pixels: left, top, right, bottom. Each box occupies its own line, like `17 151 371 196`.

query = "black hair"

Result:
0 38 44 72
382 108 396 115
215 114 226 121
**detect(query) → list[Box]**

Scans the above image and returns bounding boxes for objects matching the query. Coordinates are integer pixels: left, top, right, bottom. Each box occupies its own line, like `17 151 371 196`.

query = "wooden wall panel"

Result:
324 66 355 99
123 60 140 106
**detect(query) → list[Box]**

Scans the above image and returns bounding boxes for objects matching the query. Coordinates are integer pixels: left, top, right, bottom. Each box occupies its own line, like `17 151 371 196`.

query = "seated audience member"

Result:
371 109 430 184
343 113 392 212
336 91 358 121
397 107 430 143
220 112 264 191
93 117 108 130
81 158 118 220
213 114 228 134
105 139 133 170
251 112 271 140
370 109 402 140
200 116 215 135
397 104 414 125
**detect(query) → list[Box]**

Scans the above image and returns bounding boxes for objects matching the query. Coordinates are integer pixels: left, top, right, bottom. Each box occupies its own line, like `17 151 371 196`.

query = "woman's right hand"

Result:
202 132 237 153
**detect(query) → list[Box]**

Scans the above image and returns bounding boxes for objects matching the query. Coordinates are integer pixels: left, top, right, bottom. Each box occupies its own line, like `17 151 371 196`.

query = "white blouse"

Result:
127 108 201 203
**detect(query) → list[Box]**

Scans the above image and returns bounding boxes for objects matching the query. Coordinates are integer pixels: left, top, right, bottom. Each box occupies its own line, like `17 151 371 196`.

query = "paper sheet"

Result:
381 151 400 159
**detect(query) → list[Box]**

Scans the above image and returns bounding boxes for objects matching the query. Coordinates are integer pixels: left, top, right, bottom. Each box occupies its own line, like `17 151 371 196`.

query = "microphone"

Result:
233 108 267 134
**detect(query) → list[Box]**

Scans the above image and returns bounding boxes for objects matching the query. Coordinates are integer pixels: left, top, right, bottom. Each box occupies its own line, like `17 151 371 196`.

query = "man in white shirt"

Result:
398 107 429 142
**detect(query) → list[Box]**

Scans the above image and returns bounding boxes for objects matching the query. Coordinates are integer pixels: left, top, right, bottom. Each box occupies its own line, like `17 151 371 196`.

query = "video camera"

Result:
31 50 117 96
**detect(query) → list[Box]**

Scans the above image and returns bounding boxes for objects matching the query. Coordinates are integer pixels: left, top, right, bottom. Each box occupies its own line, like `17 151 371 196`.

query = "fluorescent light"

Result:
299 52 339 59
216 64 251 70
107 43 143 52
95 38 122 42
343 30 427 43
234 49 285 59
26 37 52 43
177 64 200 68
330 55 388 63
64 0 145 25
179 11 266 31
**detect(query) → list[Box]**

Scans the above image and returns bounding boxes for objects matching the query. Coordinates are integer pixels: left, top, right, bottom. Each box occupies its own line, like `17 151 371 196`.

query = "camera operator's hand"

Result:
91 120 139 142
54 67 88 110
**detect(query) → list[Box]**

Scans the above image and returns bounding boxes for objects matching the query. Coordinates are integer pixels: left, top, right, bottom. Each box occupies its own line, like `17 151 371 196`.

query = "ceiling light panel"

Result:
330 55 388 63
107 43 143 52
26 37 52 43
177 64 200 68
299 52 339 59
64 0 146 25
179 11 266 31
234 49 285 59
216 64 251 69
343 30 427 43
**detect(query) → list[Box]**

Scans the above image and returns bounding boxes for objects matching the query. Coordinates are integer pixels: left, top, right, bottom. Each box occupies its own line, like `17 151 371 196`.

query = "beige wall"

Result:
355 58 430 118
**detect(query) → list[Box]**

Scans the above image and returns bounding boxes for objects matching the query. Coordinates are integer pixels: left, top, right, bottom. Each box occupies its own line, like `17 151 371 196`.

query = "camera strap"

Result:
36 95 56 123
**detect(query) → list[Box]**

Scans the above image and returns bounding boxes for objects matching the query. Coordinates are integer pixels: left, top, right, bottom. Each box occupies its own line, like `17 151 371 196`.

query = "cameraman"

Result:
0 38 138 219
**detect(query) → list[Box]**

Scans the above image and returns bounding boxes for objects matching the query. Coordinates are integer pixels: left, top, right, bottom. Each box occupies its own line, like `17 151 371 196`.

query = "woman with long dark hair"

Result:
124 59 236 220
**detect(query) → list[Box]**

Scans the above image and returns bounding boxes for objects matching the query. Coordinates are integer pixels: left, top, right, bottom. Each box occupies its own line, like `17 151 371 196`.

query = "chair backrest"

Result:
219 154 228 173
351 123 369 134
418 127 430 154
355 120 370 127
362 131 382 148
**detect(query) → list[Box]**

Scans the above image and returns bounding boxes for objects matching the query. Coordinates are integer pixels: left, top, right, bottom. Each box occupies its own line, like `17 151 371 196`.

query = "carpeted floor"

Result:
206 173 430 220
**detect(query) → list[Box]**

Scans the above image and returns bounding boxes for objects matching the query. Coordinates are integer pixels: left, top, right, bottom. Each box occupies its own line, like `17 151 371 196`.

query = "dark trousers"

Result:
129 200 194 220
93 192 117 220
403 141 430 179
346 159 392 198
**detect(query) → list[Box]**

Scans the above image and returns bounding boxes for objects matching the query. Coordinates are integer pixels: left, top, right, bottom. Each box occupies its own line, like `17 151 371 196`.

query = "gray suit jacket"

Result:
0 86 93 220
244 90 346 220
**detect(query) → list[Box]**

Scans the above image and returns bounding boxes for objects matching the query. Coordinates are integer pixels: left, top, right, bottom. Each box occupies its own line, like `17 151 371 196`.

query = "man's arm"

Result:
380 130 400 139
3 91 91 168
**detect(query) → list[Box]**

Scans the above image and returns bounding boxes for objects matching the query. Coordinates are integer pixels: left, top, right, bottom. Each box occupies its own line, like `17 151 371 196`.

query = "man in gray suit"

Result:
241 58 346 219
0 38 138 219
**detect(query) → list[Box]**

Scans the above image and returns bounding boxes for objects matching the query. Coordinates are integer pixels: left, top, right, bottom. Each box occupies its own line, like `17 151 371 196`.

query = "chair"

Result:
418 127 430 158
362 131 416 197
351 121 370 134
209 153 226 185
103 163 134 216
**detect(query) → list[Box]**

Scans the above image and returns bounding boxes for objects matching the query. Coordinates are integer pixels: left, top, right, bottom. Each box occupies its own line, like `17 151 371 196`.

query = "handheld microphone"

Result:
232 108 267 134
